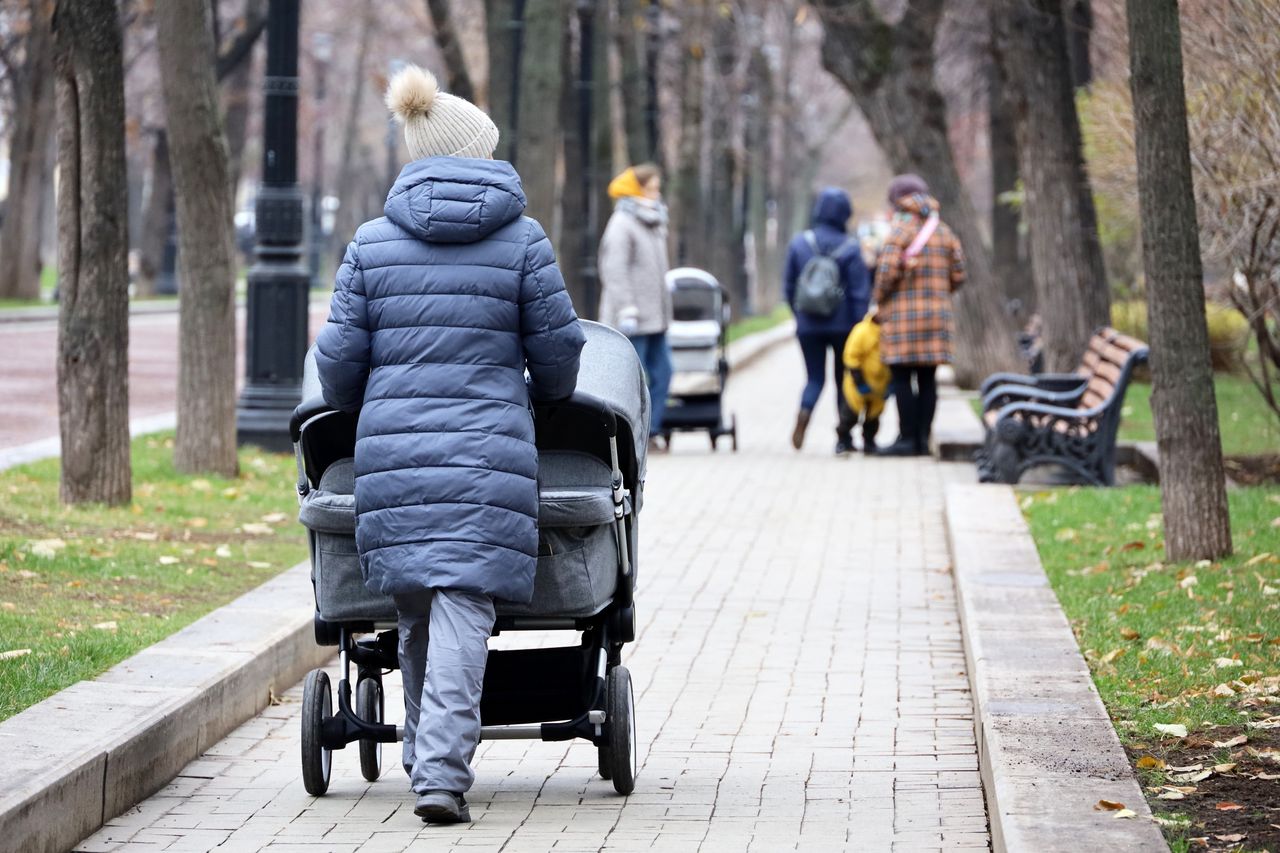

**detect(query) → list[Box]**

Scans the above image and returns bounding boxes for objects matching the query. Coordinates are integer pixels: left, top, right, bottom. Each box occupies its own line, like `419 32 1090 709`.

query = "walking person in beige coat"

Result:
598 163 673 446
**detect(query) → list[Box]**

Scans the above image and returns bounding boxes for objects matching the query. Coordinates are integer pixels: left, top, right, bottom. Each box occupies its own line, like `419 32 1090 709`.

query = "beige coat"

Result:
598 198 672 336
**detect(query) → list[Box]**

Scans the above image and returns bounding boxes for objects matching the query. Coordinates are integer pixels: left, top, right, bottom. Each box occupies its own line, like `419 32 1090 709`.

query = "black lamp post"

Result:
236 0 309 451
308 32 333 289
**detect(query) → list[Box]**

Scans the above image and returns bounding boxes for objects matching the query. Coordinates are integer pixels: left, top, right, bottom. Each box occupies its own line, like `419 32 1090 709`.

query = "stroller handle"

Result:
291 390 620 444
533 391 618 437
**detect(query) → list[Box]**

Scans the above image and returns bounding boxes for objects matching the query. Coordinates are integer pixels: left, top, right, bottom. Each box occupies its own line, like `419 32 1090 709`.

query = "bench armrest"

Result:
979 371 1086 397
982 382 1085 413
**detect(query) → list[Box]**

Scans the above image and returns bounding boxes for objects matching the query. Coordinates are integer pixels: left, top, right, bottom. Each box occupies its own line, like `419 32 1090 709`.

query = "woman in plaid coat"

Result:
873 175 966 456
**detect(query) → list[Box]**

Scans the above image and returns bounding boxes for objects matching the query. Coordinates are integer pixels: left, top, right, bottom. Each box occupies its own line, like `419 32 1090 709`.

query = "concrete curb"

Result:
945 484 1168 853
0 562 330 853
725 319 796 373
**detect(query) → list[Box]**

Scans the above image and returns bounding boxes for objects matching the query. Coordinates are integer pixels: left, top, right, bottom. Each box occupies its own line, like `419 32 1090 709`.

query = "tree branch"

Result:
215 0 266 81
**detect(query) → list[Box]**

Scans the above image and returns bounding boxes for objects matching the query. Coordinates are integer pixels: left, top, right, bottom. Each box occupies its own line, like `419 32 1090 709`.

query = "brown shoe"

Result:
791 410 811 450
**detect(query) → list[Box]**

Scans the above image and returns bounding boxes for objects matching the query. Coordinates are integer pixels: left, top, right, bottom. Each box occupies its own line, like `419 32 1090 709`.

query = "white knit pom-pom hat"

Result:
385 64 499 160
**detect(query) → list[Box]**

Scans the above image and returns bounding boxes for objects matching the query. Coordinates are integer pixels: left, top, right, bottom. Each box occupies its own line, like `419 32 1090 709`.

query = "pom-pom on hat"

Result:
385 64 499 161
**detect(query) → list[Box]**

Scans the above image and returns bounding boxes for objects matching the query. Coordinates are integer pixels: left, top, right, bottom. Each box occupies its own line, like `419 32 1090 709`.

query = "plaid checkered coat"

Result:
873 193 966 366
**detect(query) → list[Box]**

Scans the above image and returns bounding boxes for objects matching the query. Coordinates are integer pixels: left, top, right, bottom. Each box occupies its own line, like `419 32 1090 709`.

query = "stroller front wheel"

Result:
603 665 637 795
301 669 333 796
357 677 384 782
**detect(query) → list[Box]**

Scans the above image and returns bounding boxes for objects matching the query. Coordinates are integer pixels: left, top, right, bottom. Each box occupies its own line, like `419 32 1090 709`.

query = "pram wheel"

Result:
301 669 333 796
601 665 637 795
357 677 384 782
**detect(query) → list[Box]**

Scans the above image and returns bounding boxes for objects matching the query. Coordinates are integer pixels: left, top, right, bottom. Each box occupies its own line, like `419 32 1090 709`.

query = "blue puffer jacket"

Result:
783 188 871 337
315 157 586 603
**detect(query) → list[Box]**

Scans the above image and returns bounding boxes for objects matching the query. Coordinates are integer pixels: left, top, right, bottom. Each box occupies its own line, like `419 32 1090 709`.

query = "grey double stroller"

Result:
290 321 648 797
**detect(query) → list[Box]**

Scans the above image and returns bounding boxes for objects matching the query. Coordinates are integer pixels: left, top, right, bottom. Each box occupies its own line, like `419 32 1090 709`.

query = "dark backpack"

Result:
795 230 859 318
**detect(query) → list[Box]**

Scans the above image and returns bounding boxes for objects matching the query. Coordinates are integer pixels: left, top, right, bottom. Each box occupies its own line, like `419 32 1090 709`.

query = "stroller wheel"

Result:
301 669 333 796
604 665 637 795
357 677 384 782
730 415 739 453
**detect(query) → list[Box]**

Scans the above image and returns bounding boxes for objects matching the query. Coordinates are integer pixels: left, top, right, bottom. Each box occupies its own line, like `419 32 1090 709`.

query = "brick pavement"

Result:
75 340 988 852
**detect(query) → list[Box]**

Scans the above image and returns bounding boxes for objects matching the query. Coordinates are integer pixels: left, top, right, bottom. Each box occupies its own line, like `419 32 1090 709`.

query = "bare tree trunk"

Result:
814 0 1022 387
52 0 131 506
0 8 55 301
560 11 588 310
426 0 477 102
485 0 521 162
614 0 647 164
1126 0 1232 561
707 4 745 306
218 0 267 191
672 0 706 267
746 44 775 311
988 41 1032 312
1065 0 1092 89
155 0 239 477
136 129 173 297
516 0 567 229
993 0 1108 372
333 2 375 255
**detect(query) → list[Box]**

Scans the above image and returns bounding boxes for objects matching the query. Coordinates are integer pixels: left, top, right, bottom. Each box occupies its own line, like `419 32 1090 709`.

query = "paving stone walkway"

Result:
76 340 988 852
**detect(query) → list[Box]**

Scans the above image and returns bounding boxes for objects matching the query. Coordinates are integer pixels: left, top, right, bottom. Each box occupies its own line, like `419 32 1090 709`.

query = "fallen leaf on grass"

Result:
1100 648 1126 664
1215 802 1243 811
1256 772 1280 780
260 512 287 524
185 517 208 529
1214 683 1237 697
1137 755 1166 770
239 523 273 536
131 531 158 541
1180 575 1199 589
1112 809 1136 819
1215 657 1244 668
214 545 232 559
1095 799 1127 811
1 602 16 611
1121 541 1146 552
1214 735 1248 748
1169 763 1204 772
1248 748 1280 764
1214 834 1246 844
1157 790 1185 800
92 621 117 631
1172 770 1213 783
1245 552 1274 566
1245 633 1265 643
28 538 66 559
1213 763 1237 773
247 561 271 569
1155 723 1188 738
1248 715 1280 730
190 479 212 492
1120 628 1140 641
157 556 180 566
0 649 32 660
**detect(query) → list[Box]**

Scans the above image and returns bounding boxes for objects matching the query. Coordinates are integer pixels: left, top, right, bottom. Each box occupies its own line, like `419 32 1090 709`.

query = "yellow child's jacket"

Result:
842 317 892 418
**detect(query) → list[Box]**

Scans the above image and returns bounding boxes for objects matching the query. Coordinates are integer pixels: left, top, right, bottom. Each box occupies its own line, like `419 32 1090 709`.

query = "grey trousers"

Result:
393 588 496 794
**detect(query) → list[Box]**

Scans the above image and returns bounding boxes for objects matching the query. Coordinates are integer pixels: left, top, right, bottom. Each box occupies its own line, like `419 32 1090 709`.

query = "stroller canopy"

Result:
575 320 651 478
667 267 726 325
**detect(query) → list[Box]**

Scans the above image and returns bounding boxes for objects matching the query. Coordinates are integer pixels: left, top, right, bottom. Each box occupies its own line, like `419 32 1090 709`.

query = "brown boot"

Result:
791 409 811 450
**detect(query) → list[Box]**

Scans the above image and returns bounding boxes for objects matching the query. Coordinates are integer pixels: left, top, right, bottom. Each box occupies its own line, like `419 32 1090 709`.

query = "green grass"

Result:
726 303 792 344
0 433 307 720
1118 376 1280 456
1024 485 1280 740
971 373 1280 457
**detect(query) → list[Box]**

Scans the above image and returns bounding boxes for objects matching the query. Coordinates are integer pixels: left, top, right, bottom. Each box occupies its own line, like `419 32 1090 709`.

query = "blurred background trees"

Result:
1 0 1274 416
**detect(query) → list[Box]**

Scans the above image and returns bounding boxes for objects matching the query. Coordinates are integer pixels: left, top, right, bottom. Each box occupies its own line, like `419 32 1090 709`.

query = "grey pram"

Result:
290 321 648 797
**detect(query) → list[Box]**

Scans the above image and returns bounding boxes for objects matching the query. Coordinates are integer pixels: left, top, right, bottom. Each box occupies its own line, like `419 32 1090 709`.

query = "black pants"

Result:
890 364 938 450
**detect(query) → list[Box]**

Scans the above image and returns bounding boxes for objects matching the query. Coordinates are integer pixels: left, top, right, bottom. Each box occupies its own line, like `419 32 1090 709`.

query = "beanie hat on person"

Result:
887 173 929 204
385 64 499 160
607 168 646 200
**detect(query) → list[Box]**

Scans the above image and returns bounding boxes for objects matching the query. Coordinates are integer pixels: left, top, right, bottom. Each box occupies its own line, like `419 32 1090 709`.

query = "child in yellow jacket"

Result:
840 309 892 455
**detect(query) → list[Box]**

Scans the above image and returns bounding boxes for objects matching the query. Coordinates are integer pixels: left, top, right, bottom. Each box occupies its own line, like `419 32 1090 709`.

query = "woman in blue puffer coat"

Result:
783 187 872 454
315 65 585 825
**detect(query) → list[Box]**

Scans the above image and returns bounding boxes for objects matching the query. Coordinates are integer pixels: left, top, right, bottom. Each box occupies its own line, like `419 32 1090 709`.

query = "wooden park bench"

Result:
975 328 1150 485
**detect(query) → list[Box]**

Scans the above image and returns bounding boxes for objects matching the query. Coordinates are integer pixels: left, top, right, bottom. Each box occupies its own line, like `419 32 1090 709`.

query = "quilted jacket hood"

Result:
384 156 527 244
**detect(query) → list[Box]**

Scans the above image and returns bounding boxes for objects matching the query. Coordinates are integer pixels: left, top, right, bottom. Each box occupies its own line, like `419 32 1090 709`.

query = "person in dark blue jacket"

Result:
783 187 872 454
316 65 585 825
